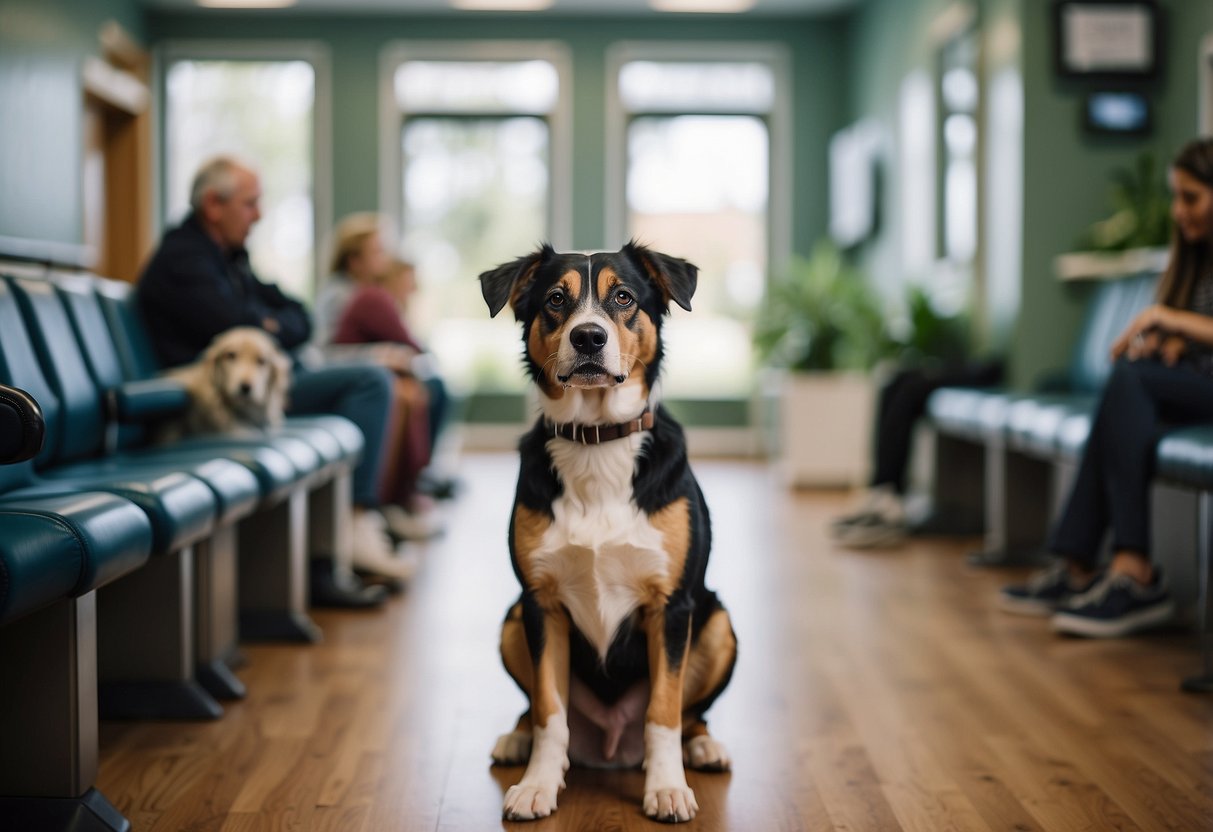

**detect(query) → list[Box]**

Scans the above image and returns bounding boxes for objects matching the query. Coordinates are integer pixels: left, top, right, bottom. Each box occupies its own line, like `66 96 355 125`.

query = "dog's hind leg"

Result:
681 719 731 772
492 710 534 766
492 602 534 765
680 606 737 773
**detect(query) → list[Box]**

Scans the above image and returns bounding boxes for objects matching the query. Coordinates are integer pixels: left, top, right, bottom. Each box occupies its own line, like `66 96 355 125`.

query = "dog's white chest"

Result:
532 438 670 659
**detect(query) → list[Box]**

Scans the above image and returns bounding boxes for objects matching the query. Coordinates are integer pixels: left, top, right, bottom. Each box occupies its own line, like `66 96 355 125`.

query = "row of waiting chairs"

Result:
923 270 1213 692
0 268 367 831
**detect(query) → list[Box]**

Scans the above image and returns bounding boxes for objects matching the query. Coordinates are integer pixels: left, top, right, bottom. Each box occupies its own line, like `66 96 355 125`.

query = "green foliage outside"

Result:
166 60 316 302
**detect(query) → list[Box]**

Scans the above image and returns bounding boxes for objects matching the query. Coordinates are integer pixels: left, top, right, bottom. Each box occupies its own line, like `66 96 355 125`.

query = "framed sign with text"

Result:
1054 1 1161 80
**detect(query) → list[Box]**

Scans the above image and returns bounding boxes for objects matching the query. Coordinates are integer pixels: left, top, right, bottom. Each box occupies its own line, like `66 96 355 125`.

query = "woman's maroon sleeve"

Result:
333 286 417 346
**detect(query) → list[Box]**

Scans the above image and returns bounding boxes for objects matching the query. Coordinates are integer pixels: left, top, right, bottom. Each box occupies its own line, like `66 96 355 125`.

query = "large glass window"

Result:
931 26 981 314
938 30 980 267
618 58 776 399
899 70 936 275
394 58 561 394
163 58 317 301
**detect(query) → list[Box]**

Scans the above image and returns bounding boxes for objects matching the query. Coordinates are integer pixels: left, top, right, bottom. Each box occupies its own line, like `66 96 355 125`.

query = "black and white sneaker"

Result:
1050 570 1175 638
831 487 905 548
836 513 907 549
830 508 881 537
999 562 1101 616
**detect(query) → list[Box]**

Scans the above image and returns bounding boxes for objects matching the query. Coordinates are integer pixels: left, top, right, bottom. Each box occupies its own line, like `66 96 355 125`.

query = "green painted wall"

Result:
846 0 1212 389
0 0 145 256
1017 0 1212 389
145 11 850 260
845 0 961 298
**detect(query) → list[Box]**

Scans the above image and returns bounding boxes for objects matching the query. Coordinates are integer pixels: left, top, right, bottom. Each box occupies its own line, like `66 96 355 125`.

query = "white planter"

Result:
777 370 874 488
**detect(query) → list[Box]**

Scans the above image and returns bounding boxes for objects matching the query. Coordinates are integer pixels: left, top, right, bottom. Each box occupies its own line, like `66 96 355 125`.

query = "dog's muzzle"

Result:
558 323 626 386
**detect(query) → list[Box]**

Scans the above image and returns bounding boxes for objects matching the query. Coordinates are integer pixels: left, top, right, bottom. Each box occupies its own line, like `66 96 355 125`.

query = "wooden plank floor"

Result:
97 453 1213 831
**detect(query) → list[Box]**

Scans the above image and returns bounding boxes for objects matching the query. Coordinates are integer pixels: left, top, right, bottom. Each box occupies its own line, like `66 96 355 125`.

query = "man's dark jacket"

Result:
137 213 312 368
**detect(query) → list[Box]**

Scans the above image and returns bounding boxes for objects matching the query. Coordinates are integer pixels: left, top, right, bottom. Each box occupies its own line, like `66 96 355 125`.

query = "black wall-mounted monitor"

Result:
1083 91 1151 135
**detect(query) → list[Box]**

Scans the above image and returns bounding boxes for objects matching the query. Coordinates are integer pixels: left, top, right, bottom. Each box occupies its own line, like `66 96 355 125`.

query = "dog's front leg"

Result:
502 602 571 821
642 603 697 822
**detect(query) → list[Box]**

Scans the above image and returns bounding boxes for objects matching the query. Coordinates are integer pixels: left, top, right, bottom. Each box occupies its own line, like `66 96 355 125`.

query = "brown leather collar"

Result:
545 409 654 445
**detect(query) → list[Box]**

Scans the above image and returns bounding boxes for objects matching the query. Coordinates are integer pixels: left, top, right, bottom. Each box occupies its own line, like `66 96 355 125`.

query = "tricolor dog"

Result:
479 242 737 823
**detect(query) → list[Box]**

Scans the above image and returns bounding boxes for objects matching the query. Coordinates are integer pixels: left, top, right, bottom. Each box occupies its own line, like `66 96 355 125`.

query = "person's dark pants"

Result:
424 375 450 451
288 363 393 507
872 359 1004 494
1049 358 1213 569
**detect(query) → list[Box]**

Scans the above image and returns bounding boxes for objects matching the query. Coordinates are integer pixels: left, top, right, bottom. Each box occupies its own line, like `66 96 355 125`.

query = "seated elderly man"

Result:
137 156 414 605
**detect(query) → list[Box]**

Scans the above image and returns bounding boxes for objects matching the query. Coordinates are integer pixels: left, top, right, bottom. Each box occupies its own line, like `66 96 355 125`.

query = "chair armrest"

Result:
0 384 45 464
106 378 190 423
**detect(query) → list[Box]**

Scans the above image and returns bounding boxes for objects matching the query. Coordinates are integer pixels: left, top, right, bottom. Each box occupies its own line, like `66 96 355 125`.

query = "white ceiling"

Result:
141 0 861 17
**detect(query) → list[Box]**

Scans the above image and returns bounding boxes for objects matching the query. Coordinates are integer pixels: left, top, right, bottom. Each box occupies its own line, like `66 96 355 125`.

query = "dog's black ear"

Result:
479 244 555 320
622 240 698 313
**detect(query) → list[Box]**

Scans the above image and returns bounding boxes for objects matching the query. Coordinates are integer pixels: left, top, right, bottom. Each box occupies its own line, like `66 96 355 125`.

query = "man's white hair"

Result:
189 156 251 212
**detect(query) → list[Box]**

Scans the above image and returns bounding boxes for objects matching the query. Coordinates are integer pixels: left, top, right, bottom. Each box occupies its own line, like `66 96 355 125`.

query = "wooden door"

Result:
81 24 151 282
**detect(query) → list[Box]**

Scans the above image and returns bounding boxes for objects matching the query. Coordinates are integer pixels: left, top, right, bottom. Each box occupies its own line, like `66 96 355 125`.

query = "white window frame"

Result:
921 10 987 339
604 41 792 268
153 40 333 291
378 40 574 251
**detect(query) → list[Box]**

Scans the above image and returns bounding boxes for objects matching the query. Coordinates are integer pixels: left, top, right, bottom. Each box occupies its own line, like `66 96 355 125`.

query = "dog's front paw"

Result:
643 785 698 823
502 781 560 821
491 730 533 766
684 735 731 772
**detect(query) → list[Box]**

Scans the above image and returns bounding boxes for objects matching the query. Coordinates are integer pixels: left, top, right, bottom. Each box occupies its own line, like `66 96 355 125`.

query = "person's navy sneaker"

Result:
1050 569 1175 638
998 562 1101 616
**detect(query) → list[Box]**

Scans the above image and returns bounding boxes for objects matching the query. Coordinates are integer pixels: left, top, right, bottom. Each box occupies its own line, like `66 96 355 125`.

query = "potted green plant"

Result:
1055 151 1173 280
894 284 971 368
1080 151 1171 252
754 241 894 487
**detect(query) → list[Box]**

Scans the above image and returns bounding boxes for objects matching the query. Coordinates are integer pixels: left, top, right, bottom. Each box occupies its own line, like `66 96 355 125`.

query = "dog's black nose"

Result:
570 323 608 355
239 382 252 396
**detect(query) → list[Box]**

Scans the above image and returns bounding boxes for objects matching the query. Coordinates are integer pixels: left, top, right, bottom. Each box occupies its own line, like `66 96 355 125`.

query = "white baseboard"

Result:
684 427 763 458
455 422 528 452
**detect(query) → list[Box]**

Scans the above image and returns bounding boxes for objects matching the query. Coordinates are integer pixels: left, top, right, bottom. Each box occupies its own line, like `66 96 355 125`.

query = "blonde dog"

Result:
160 326 291 440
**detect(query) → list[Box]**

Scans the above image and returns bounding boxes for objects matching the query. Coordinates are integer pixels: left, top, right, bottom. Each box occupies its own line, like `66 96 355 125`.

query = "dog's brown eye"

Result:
256 356 267 366
224 351 237 361
547 291 565 309
615 290 634 308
